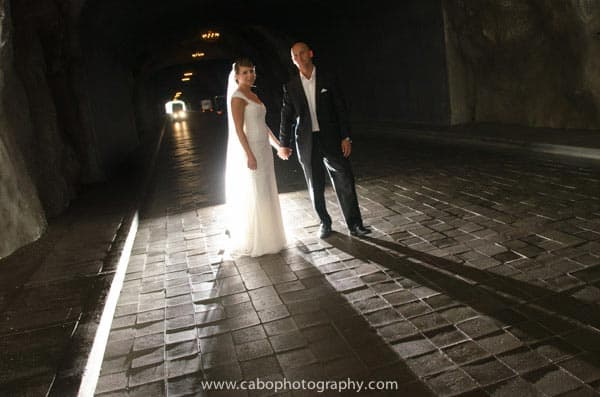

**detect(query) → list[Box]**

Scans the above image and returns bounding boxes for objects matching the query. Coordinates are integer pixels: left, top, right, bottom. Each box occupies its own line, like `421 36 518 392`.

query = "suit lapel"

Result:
315 71 322 114
294 74 310 113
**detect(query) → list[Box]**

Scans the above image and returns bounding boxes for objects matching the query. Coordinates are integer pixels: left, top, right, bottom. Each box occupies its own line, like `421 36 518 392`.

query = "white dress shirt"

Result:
300 67 320 132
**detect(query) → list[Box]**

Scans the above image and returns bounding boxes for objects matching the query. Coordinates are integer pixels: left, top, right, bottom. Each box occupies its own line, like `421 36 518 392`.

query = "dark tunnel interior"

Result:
2 1 600 396
4 0 600 263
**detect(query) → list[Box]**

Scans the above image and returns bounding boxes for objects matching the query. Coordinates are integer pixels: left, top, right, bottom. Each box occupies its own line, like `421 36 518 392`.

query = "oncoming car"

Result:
165 100 187 120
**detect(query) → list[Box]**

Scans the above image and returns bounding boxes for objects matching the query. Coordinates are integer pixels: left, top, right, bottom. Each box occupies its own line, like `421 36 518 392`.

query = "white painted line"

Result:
77 211 139 397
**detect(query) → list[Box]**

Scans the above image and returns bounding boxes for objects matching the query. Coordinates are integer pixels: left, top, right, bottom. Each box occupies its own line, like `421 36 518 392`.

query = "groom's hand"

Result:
278 147 292 160
341 138 352 158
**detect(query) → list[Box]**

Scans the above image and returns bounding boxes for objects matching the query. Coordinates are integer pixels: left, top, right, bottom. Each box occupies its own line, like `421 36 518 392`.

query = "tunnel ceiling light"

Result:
181 77 191 82
192 52 205 58
183 72 193 76
201 30 220 42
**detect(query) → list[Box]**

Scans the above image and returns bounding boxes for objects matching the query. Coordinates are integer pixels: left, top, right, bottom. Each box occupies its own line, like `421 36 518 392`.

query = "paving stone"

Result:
438 306 479 323
167 355 202 378
300 324 339 343
131 347 164 368
343 287 377 302
382 290 420 306
128 362 165 387
410 312 451 333
105 338 135 358
532 338 581 362
370 280 404 294
323 355 367 380
166 373 205 397
406 350 455 377
392 336 437 359
128 381 165 397
240 356 282 379
166 314 195 331
522 366 584 396
456 316 502 339
166 328 197 345
263 318 299 336
137 309 165 325
231 325 267 345
197 323 231 338
364 308 403 327
257 305 290 323
426 326 469 348
199 333 235 354
355 341 400 367
497 347 551 374
558 354 600 383
396 300 433 318
235 339 273 361
424 294 458 310
562 388 600 397
100 355 129 376
166 340 199 360
291 311 330 329
475 331 523 355
276 348 317 371
485 377 545 397
443 341 490 365
425 368 478 396
269 331 307 353
462 358 515 386
95 372 128 394
202 349 237 369
224 311 261 331
133 333 164 352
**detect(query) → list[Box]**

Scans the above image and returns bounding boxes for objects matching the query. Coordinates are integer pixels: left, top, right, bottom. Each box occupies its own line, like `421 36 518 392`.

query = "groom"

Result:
278 42 371 238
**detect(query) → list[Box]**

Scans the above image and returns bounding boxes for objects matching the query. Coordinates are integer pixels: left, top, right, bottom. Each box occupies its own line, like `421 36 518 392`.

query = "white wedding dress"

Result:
225 89 286 257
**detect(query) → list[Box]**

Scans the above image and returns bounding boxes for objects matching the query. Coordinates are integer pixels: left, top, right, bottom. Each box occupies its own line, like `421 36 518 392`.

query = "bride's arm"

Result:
231 97 257 170
267 128 281 149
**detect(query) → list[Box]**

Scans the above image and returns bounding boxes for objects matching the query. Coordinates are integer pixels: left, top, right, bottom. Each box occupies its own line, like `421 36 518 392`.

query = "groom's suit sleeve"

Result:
279 83 295 148
328 74 351 140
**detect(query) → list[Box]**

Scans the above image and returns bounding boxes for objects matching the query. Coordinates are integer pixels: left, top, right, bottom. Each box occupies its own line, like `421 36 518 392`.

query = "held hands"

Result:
341 138 352 158
277 147 293 160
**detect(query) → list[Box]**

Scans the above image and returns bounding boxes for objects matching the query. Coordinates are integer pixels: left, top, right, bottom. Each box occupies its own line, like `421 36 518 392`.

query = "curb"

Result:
358 126 600 163
76 120 168 396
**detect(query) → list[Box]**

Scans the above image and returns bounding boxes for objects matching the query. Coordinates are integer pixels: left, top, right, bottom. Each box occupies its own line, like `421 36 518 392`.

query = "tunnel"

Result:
1 0 600 396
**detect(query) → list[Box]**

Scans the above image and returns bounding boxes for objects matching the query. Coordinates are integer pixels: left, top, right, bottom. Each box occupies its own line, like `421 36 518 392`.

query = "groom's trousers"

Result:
301 132 363 229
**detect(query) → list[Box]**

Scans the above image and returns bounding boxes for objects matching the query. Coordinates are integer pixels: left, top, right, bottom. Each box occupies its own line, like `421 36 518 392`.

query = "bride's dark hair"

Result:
233 57 254 74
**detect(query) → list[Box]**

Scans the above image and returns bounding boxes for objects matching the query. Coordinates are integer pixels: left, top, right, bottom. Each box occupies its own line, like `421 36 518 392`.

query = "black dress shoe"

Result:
349 225 372 237
319 224 332 239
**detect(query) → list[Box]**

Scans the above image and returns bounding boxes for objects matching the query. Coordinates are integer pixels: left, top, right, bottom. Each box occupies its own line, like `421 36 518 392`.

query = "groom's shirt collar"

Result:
299 66 319 132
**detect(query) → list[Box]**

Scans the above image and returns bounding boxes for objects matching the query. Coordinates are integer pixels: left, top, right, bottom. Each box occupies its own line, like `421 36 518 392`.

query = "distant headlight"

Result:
178 111 187 119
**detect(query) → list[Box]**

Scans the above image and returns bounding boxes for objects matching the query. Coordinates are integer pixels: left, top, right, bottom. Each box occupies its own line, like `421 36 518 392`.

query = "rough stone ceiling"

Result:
80 0 339 71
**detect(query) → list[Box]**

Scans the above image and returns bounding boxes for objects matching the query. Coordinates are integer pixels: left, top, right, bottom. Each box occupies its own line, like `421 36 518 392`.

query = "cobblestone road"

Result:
96 113 600 396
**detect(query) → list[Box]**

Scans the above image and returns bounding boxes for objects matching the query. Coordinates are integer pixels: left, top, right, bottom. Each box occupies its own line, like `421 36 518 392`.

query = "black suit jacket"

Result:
279 69 351 164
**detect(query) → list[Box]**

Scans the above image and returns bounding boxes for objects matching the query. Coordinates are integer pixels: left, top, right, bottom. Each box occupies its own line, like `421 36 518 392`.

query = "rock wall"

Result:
281 0 450 125
443 0 600 128
0 0 46 258
11 0 80 217
1 0 140 258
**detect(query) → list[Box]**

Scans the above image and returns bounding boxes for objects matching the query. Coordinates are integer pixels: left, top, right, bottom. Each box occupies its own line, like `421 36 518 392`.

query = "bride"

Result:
225 58 287 257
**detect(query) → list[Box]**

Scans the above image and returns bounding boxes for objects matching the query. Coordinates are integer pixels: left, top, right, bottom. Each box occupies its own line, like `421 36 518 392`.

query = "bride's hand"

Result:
247 153 257 170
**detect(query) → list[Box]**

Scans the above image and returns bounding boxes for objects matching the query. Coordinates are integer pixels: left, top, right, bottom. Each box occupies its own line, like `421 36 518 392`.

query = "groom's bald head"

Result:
291 42 314 71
